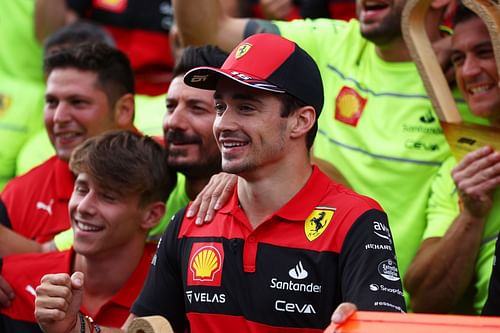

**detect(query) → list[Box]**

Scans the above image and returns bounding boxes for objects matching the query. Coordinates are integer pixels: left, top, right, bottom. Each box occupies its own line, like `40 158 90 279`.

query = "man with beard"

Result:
172 0 456 309
148 45 228 238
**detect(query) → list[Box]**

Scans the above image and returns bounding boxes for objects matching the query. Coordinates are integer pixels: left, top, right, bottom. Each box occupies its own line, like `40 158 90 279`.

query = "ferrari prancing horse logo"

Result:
305 207 335 241
235 43 252 59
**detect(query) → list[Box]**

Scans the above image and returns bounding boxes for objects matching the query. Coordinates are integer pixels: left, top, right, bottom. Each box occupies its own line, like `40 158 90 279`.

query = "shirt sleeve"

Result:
131 208 188 332
424 156 460 240
481 236 500 315
340 209 406 312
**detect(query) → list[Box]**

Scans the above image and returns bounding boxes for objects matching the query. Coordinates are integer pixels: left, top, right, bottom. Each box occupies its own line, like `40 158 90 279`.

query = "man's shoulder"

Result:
315 168 383 213
3 156 61 193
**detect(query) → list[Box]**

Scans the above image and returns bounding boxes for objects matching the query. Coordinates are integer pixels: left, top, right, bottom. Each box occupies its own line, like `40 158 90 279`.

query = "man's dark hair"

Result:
44 42 134 107
44 20 116 55
279 94 317 150
70 130 176 207
453 1 478 27
172 45 228 78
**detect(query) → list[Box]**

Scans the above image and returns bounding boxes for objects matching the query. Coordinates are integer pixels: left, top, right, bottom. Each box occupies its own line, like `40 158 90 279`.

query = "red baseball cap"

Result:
184 33 324 116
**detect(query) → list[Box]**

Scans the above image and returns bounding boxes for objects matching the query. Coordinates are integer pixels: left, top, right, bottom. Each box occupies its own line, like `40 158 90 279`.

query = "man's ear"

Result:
289 106 316 140
140 201 166 231
113 93 135 128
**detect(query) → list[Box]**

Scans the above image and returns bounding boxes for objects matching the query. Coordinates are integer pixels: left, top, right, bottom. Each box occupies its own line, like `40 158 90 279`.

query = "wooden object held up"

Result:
127 316 174 333
401 0 500 161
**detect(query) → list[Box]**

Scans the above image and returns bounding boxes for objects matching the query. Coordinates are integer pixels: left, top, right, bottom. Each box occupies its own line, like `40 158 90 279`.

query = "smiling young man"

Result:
0 42 136 256
0 130 175 332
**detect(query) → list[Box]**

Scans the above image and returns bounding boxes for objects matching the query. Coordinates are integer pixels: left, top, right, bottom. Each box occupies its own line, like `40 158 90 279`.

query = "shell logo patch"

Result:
0 94 11 117
188 242 224 286
93 0 127 12
235 43 252 59
305 207 335 241
335 86 367 127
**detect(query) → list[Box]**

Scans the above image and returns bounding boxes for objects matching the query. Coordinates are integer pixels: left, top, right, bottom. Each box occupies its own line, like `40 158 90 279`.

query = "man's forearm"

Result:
172 0 248 52
0 225 42 256
404 212 486 312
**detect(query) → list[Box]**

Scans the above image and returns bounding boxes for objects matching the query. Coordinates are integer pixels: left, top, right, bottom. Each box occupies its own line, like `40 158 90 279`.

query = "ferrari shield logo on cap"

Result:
235 43 252 59
94 0 128 12
304 207 335 241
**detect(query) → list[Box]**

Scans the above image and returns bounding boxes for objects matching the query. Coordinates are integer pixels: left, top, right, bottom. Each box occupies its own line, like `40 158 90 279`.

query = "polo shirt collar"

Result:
219 166 330 222
54 157 74 200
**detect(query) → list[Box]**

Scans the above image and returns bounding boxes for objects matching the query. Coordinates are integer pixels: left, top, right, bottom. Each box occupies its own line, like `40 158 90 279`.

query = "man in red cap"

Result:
35 34 405 333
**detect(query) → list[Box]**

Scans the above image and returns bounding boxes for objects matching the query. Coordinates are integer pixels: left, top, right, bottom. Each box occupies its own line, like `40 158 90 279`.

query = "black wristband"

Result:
78 312 86 333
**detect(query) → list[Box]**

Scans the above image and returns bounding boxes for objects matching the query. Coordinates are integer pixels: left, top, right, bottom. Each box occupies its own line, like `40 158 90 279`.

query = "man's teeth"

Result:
470 85 492 95
224 142 246 148
76 221 102 232
59 133 78 139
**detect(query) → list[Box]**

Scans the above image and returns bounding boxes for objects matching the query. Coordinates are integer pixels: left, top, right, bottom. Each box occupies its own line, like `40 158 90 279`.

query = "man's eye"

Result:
215 103 227 114
450 53 464 66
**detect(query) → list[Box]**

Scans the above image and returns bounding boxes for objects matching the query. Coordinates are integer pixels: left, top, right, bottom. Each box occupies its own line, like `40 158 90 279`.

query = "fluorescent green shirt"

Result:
134 93 167 137
428 156 500 313
0 1 43 83
276 19 455 304
0 75 44 189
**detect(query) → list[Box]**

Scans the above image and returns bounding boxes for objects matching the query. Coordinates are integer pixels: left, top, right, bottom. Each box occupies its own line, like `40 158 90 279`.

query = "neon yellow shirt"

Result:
276 19 456 305
0 76 44 189
0 1 43 83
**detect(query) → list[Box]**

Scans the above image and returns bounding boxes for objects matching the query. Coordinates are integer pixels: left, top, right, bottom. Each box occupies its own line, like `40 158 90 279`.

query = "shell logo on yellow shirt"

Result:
335 86 367 127
235 43 252 59
0 94 11 117
305 207 335 241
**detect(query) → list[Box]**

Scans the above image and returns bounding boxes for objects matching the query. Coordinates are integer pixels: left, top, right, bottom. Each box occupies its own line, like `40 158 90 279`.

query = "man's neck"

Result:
73 236 146 315
237 159 313 230
375 37 412 62
374 8 445 63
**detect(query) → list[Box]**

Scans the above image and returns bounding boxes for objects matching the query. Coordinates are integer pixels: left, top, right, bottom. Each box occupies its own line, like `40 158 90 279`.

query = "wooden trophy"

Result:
401 0 500 161
127 316 174 333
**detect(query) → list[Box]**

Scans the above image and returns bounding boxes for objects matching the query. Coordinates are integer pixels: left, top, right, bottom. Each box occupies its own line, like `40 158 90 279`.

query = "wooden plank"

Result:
401 0 461 123
127 316 174 333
